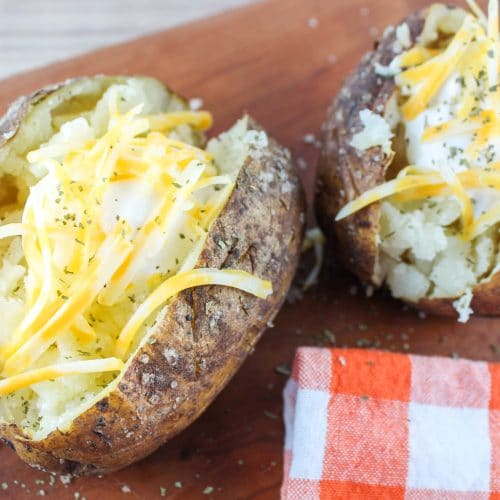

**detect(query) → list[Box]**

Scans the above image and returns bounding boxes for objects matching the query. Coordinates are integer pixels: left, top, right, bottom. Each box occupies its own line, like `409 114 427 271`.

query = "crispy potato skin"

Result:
0 77 109 147
0 82 65 146
0 76 205 151
316 9 500 317
316 11 425 283
417 274 500 316
0 82 305 474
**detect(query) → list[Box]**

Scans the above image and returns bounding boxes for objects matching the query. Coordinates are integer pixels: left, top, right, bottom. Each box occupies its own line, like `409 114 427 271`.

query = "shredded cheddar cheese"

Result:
339 0 500 245
0 358 124 397
116 268 272 359
0 97 272 396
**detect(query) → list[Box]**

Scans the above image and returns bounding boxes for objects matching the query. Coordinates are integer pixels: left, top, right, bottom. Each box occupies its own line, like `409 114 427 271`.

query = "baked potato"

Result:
317 1 500 321
0 75 305 474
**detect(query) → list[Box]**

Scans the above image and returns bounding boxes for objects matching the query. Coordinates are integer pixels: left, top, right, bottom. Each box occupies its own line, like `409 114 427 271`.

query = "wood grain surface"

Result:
0 0 496 498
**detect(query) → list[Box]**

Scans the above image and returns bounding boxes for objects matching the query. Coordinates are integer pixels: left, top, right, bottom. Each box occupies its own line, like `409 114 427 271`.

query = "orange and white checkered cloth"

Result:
282 348 499 499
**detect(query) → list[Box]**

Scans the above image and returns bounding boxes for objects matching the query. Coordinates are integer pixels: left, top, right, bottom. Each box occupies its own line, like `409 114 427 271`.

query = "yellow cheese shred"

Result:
487 0 499 87
340 0 500 244
0 100 273 396
398 15 480 120
70 316 97 345
337 167 500 241
467 0 488 26
115 268 272 359
301 228 326 290
336 172 444 221
0 223 30 239
2 234 133 376
439 165 474 233
148 111 213 132
0 358 124 396
470 202 500 238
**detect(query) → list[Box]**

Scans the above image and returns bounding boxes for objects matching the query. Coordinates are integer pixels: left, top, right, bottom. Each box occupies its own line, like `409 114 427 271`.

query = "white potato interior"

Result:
0 78 258 439
378 199 499 308
362 4 500 320
376 114 500 321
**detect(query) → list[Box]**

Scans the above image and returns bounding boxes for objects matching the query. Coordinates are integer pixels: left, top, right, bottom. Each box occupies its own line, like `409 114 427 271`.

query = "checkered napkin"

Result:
282 348 499 499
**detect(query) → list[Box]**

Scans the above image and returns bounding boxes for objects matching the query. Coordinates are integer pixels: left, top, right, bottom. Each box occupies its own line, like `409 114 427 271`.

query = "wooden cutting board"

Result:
0 0 497 498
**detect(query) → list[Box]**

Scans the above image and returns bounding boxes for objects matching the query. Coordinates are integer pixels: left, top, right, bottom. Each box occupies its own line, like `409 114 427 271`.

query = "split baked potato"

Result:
0 76 305 474
317 2 500 321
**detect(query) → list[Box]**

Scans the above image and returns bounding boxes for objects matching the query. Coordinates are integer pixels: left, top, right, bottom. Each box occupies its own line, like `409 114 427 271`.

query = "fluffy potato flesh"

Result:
337 2 500 321
0 77 272 440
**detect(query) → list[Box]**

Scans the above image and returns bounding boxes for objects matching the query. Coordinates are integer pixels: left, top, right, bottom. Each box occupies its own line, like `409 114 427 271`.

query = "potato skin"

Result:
417 275 500 316
316 9 500 316
315 15 419 283
0 84 57 145
0 76 119 146
0 75 205 151
0 81 305 474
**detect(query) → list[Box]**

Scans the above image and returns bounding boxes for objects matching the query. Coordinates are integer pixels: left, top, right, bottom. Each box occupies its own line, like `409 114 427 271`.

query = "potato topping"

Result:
350 109 394 155
338 0 500 320
0 81 271 436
